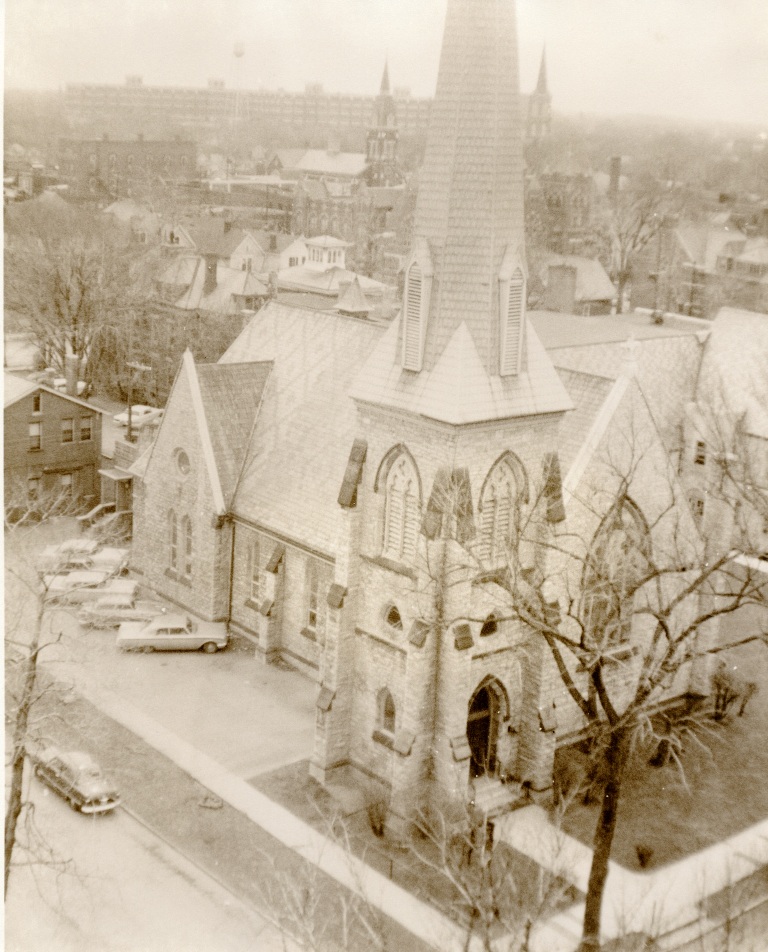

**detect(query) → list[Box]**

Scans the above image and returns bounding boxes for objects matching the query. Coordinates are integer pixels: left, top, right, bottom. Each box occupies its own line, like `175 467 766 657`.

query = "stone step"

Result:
471 778 522 816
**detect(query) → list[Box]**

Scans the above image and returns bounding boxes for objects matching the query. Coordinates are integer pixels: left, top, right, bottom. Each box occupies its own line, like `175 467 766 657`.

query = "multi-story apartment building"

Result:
63 78 432 140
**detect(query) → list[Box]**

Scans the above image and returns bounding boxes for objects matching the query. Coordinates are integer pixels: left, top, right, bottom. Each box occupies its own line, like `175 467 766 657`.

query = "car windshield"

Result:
81 764 102 779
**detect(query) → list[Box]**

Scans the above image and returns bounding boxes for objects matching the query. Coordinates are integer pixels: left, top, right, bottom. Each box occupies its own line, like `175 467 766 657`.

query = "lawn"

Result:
555 630 768 871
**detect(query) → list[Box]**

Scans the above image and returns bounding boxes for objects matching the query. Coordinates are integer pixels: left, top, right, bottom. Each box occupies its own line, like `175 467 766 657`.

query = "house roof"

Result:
675 222 746 272
4 373 37 407
4 373 104 413
306 235 351 249
221 303 386 556
186 220 254 258
174 259 268 312
529 309 708 351
294 150 368 178
543 255 617 303
276 264 385 298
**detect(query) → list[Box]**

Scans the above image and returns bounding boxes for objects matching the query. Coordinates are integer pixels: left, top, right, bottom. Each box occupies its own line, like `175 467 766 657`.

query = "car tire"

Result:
202 642 218 654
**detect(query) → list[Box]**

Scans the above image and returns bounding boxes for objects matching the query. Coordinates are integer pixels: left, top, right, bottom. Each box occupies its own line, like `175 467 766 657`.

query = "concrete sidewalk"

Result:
497 805 768 951
71 677 471 952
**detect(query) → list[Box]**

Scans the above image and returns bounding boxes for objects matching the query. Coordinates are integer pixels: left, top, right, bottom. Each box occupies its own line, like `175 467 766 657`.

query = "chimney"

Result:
609 155 621 203
64 354 79 397
269 233 277 251
203 254 218 296
223 219 233 234
545 264 578 314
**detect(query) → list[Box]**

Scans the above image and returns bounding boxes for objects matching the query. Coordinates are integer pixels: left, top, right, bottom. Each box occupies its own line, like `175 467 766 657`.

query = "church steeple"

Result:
527 46 552 140
365 59 400 187
405 0 527 377
352 0 571 424
535 47 548 94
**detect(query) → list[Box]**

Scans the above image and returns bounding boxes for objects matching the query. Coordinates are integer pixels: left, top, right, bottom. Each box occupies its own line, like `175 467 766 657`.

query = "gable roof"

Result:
220 303 385 555
186 220 255 258
4 373 105 413
543 255 617 303
4 373 37 407
194 360 272 503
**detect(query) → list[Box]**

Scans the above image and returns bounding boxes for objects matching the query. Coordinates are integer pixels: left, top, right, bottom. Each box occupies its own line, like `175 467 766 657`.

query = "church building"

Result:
130 0 721 826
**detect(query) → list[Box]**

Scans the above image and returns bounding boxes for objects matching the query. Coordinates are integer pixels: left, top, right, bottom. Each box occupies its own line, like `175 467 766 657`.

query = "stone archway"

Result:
467 678 507 778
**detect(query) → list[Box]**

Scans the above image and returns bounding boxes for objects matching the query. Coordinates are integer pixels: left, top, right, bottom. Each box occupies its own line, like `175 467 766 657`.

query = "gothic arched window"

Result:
581 500 650 649
478 454 526 568
169 510 178 572
377 688 396 735
382 452 421 563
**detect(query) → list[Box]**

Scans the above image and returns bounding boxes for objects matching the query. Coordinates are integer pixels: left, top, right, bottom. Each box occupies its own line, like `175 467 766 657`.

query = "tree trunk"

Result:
579 729 630 951
4 600 44 896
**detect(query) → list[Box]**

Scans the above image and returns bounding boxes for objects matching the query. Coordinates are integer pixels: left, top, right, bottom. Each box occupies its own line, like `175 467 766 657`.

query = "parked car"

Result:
113 405 164 428
79 594 166 629
38 545 128 576
45 572 138 606
116 614 228 653
38 538 99 572
29 745 120 814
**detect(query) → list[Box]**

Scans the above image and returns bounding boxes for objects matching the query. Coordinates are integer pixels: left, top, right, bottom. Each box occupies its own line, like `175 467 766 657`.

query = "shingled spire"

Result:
402 0 526 378
535 47 548 94
380 59 390 95
352 0 571 423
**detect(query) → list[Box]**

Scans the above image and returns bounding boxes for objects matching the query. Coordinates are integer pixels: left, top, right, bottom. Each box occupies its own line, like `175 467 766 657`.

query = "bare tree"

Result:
4 490 122 894
4 201 156 384
602 178 684 313
491 430 767 950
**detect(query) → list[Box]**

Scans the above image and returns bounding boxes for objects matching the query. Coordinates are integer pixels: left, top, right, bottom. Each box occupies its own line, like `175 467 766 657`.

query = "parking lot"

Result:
7 517 318 781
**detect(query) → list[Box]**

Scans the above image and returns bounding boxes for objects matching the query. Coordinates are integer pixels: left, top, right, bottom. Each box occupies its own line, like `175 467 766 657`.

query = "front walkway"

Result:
497 805 768 950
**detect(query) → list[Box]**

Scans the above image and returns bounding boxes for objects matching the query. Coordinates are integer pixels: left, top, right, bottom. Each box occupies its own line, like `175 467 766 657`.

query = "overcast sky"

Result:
5 0 768 126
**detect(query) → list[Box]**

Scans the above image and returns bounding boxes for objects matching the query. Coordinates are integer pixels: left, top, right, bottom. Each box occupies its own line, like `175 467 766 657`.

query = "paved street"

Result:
6 774 289 952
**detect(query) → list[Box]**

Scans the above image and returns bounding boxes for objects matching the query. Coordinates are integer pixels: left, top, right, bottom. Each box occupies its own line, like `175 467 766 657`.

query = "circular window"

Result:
175 448 190 476
385 604 403 631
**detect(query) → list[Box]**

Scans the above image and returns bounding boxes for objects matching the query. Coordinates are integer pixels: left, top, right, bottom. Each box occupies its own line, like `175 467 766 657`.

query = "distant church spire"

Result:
527 46 552 140
535 46 548 94
380 59 390 95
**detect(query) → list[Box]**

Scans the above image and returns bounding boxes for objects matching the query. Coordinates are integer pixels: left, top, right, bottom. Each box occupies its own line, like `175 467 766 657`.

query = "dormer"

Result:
401 238 433 372
305 235 350 272
498 246 527 377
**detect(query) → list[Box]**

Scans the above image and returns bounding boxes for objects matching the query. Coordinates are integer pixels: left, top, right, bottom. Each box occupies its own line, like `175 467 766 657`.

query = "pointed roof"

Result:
535 47 548 95
411 0 526 375
354 0 572 424
380 60 390 95
334 276 372 316
164 352 270 513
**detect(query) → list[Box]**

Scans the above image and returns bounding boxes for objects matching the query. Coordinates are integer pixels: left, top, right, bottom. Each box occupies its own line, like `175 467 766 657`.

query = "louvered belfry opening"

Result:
402 262 423 371
401 0 526 378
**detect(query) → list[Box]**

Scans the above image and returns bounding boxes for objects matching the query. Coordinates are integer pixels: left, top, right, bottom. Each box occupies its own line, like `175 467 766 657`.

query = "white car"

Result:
79 594 166 629
46 572 138 606
113 405 164 428
117 614 228 653
38 545 128 576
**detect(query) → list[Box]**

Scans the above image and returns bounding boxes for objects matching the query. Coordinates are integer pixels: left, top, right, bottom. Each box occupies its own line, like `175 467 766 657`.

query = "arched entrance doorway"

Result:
467 679 506 778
